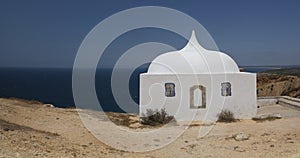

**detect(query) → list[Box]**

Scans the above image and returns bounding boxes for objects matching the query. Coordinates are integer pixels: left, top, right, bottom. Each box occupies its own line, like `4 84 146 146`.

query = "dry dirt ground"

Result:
0 98 300 158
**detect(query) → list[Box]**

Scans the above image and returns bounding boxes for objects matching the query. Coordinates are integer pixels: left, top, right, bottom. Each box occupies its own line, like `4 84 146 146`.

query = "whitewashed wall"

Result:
139 72 257 122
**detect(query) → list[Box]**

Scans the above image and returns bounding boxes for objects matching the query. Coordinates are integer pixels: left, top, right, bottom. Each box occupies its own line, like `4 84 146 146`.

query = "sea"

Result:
0 65 298 113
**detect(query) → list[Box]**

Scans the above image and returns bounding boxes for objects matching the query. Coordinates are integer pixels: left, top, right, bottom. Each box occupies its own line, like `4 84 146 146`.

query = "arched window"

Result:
190 85 206 109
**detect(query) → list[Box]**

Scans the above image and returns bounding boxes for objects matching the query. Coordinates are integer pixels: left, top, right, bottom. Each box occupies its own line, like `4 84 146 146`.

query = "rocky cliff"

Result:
257 67 300 98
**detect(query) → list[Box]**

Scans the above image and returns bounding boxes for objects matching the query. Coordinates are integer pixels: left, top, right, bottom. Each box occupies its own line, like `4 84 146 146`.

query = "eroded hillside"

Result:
257 67 300 98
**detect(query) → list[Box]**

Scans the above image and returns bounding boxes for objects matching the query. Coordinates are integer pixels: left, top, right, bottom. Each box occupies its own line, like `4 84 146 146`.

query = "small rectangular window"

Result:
221 82 232 96
165 83 175 97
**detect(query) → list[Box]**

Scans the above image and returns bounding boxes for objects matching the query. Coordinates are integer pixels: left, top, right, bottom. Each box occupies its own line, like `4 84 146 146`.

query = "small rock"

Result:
187 144 197 149
234 146 246 152
252 142 259 145
81 144 88 148
153 139 160 142
270 144 275 147
129 122 141 128
252 146 257 150
286 140 294 143
271 113 282 119
225 135 234 140
202 122 216 126
44 104 54 108
129 116 139 123
270 139 277 142
252 113 282 121
233 133 250 141
0 134 6 140
261 132 270 136
32 142 39 148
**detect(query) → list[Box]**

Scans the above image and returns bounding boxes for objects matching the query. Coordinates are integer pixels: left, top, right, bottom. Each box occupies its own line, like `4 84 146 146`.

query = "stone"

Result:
286 140 294 143
253 113 282 121
129 122 141 128
187 144 197 149
0 133 5 140
261 132 270 136
234 146 246 152
44 104 54 108
153 139 160 142
233 133 250 141
81 144 88 148
129 116 139 123
270 113 282 119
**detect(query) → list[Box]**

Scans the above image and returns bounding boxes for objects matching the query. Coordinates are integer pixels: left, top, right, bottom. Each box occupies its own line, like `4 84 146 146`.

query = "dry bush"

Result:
217 109 236 122
140 108 175 126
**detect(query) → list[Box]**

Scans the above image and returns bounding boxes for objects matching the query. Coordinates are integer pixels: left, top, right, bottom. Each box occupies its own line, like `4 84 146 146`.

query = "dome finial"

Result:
189 30 198 45
181 30 205 51
185 30 204 50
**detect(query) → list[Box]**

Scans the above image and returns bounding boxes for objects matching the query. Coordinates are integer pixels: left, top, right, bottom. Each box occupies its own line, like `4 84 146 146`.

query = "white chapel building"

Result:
139 30 257 122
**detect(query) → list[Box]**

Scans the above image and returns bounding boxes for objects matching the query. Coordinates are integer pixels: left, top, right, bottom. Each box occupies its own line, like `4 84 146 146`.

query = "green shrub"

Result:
140 108 175 126
217 109 236 122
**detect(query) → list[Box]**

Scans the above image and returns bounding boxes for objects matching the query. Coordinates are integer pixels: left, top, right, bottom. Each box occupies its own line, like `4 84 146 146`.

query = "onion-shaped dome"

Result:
147 30 239 74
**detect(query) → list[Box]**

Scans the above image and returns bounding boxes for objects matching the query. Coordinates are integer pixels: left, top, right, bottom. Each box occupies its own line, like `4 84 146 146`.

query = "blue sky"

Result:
0 0 299 68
